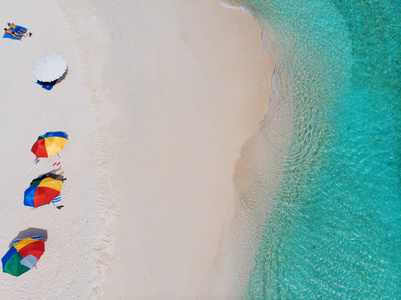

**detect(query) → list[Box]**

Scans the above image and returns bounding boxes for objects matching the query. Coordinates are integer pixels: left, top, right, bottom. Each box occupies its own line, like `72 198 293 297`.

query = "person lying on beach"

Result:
44 166 66 181
30 166 67 185
7 23 25 33
7 23 32 36
7 23 26 34
4 28 23 40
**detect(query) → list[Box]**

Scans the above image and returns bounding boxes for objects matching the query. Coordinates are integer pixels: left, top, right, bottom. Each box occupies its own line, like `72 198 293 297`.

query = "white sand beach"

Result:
0 0 275 299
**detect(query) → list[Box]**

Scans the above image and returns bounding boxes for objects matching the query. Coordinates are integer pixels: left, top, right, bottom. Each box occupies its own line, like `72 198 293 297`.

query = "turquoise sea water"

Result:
238 0 401 298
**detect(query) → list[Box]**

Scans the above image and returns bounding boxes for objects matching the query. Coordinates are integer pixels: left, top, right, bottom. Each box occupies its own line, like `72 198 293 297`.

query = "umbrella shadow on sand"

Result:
9 228 48 248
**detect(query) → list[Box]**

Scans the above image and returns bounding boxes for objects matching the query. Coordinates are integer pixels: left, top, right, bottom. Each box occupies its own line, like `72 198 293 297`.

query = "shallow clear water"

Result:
238 0 401 298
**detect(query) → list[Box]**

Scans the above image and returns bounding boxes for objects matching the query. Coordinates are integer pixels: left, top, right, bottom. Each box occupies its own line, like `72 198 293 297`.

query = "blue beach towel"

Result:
36 80 56 90
51 195 61 204
3 33 21 40
2 25 28 40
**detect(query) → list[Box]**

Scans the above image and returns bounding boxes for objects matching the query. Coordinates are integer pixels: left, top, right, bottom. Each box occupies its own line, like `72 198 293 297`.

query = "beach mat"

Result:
3 33 21 40
37 80 56 90
2 25 28 40
51 195 61 203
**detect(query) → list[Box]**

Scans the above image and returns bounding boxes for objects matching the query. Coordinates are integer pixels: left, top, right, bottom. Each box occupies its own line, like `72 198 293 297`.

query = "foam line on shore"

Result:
197 1 294 298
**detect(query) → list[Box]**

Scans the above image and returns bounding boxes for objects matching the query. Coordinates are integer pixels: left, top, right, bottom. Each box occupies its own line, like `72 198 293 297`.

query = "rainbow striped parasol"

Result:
24 176 63 208
2 236 45 277
31 131 68 158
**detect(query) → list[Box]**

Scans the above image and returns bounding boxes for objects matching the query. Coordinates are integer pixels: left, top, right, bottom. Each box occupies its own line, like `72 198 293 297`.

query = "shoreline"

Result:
97 1 278 299
198 1 293 299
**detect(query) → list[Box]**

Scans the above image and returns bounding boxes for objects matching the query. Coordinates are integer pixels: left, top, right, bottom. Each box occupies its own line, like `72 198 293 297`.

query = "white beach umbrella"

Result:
32 54 68 82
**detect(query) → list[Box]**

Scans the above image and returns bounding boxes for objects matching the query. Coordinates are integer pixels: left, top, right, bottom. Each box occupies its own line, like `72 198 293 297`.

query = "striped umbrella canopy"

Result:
32 54 67 82
24 176 63 208
31 131 68 158
2 236 45 277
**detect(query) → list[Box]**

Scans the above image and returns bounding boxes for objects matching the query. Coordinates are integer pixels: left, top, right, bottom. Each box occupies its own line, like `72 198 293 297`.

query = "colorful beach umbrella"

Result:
2 236 45 277
32 54 68 82
31 131 68 158
24 176 63 208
